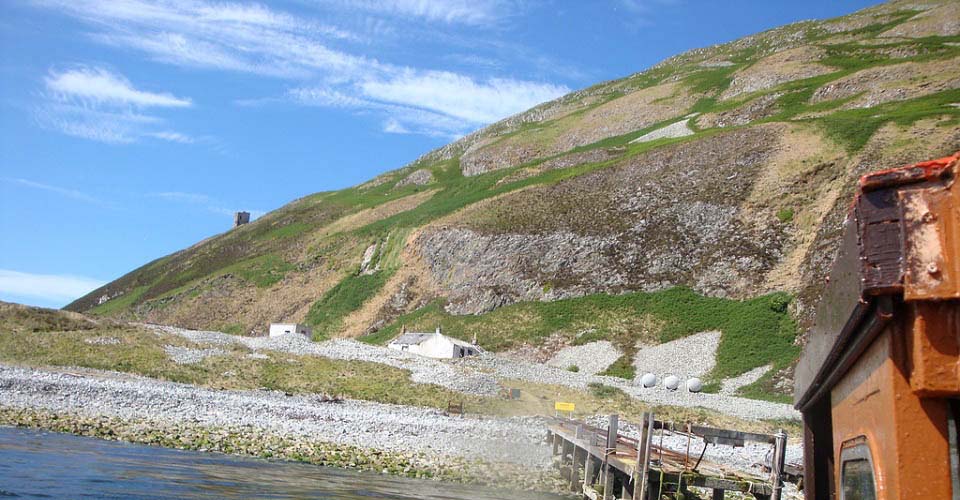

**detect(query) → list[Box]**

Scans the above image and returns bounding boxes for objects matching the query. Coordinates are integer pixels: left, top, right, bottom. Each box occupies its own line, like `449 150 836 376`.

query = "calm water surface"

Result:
0 426 567 499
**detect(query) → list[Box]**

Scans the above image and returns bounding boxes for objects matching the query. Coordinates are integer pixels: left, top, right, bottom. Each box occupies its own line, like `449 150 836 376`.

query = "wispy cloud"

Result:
380 107 477 138
288 72 568 137
618 0 651 13
33 0 570 138
618 0 682 13
37 66 195 144
382 118 411 134
321 0 512 26
0 269 105 305
153 191 211 204
443 53 503 70
616 0 681 28
4 177 113 208
45 66 191 107
146 131 195 143
35 0 371 79
150 191 264 220
34 102 153 144
286 87 378 109
287 87 466 138
360 71 567 124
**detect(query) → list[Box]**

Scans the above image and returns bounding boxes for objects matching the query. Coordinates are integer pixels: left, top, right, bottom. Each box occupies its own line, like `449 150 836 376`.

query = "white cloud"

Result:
0 269 105 305
381 106 472 138
91 31 310 79
443 53 502 69
37 66 194 144
383 118 411 134
35 0 371 79
5 177 112 207
287 87 377 108
45 67 191 107
615 0 681 28
289 72 568 138
291 86 472 137
618 0 681 12
147 131 195 143
152 191 211 204
360 70 568 124
35 102 159 144
328 0 510 25
33 0 570 138
36 111 135 144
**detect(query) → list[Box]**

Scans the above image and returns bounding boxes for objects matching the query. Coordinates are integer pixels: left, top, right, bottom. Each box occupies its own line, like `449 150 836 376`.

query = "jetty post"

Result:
633 412 653 500
548 413 793 499
602 414 618 500
770 429 787 500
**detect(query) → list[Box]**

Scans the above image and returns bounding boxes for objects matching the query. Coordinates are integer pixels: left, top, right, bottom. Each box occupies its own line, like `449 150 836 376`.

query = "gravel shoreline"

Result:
0 364 565 492
0 364 545 465
0 361 800 495
0 408 565 492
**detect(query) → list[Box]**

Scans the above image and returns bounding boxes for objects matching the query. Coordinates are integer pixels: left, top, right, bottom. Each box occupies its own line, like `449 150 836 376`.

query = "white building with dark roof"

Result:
269 323 311 338
387 326 479 359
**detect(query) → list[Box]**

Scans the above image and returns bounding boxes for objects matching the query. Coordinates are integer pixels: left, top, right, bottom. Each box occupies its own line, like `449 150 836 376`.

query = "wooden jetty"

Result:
547 413 788 500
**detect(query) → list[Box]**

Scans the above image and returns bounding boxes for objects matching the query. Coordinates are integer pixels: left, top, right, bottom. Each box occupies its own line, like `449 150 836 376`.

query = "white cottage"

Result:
269 323 312 338
387 327 479 359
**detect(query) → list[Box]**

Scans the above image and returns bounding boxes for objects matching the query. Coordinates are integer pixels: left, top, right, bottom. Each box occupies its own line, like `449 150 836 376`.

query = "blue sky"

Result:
0 0 881 308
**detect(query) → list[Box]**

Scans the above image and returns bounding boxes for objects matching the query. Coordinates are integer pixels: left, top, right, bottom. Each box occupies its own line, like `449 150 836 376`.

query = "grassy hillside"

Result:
0 302 468 407
0 302 797 429
65 0 960 401
358 287 798 399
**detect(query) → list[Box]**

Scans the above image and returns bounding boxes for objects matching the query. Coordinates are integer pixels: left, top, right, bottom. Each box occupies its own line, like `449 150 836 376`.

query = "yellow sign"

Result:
554 401 575 412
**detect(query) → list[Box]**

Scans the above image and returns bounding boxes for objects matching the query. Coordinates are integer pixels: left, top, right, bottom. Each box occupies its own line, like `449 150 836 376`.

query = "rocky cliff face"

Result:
69 0 960 347
420 126 789 314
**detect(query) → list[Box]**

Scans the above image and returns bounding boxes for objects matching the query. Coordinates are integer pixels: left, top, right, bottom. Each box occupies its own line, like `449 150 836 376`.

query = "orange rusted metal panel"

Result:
859 152 958 191
900 165 959 300
830 328 900 499
905 301 960 397
831 324 954 500
887 309 955 500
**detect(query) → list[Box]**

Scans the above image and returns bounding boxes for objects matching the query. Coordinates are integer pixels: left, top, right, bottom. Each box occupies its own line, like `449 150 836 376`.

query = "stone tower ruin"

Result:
234 211 250 227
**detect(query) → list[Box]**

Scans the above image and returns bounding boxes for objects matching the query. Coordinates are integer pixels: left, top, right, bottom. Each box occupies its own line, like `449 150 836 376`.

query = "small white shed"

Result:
387 327 479 359
269 323 312 338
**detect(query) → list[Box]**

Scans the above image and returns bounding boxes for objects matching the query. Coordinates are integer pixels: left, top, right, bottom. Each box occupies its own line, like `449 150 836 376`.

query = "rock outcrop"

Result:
420 127 790 314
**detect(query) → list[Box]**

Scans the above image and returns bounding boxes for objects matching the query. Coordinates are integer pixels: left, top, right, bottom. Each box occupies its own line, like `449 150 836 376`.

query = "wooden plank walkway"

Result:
547 413 788 500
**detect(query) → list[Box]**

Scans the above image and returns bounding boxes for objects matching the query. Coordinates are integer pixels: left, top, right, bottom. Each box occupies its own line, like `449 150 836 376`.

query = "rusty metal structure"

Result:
794 152 960 499
548 414 790 499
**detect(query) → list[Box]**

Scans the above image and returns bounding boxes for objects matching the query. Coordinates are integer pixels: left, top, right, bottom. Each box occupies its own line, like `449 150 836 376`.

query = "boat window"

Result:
840 442 876 500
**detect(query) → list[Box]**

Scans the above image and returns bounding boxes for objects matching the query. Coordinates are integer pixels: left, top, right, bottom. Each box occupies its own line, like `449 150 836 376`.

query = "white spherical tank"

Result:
686 377 703 393
663 375 680 391
640 373 657 388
